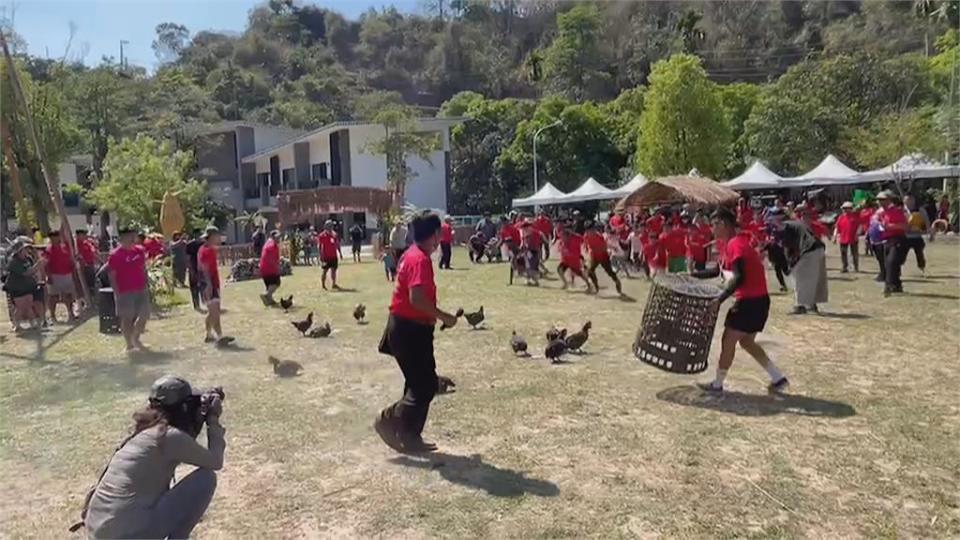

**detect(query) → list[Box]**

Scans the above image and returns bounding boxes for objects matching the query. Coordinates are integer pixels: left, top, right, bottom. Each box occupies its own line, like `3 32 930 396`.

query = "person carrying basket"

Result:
692 208 789 394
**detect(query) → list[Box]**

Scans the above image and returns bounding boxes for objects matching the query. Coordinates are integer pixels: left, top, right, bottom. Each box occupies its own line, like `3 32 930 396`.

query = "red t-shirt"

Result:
523 229 543 251
859 208 874 227
533 216 552 237
44 242 73 275
835 213 860 245
583 231 609 261
107 245 148 294
259 238 280 276
642 237 663 269
317 231 340 260
499 224 521 245
389 244 436 325
77 239 99 266
198 244 220 288
737 206 753 227
722 232 768 300
142 237 165 259
561 234 584 267
659 229 686 259
880 206 907 240
646 215 664 236
440 222 453 244
609 214 624 230
686 224 712 263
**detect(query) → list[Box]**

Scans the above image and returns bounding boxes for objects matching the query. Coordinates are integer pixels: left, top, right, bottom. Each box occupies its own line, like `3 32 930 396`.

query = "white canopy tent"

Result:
856 153 960 184
613 173 648 196
511 182 568 207
721 161 784 191
561 177 619 203
782 154 860 187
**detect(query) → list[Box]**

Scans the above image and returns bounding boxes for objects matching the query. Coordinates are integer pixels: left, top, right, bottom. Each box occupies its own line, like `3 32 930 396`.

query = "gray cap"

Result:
149 375 198 406
876 190 893 200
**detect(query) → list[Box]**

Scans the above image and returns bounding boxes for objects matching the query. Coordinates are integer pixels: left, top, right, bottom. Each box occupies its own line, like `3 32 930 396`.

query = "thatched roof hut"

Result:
278 187 395 225
616 175 739 210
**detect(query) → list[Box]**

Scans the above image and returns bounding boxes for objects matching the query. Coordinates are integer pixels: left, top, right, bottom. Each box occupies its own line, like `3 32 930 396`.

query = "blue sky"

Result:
8 0 419 70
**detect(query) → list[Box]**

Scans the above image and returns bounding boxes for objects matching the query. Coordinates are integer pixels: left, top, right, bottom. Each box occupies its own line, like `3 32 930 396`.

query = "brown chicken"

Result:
353 303 366 324
269 356 303 377
564 321 592 353
291 312 314 335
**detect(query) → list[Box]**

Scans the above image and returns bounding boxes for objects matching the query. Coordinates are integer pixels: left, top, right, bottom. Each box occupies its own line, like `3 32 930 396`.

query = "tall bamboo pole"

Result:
1 30 91 305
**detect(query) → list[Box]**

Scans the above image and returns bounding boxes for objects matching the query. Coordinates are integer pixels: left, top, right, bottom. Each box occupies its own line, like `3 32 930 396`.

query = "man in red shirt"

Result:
645 210 665 237
374 213 459 454
533 210 553 260
141 233 165 260
439 216 454 270
75 228 102 308
584 221 622 295
557 226 591 292
693 208 788 394
877 191 907 295
317 220 342 290
198 226 234 346
259 230 282 306
518 221 545 286
658 220 687 273
107 227 150 351
686 213 712 272
833 201 861 273
43 230 78 323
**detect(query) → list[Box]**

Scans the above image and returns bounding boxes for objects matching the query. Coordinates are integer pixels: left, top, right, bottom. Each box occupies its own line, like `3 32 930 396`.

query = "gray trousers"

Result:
133 469 217 540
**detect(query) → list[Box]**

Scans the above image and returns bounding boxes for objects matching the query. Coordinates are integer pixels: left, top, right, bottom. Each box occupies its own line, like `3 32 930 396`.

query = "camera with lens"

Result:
193 387 225 421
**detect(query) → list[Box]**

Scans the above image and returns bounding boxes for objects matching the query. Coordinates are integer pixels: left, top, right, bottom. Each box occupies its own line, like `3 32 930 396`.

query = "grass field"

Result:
1 242 959 539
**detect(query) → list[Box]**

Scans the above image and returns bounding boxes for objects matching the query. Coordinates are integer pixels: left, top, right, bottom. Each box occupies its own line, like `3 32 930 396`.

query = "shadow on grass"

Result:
216 343 257 353
816 312 870 320
330 287 359 293
656 385 856 418
389 452 559 498
907 292 960 300
127 349 175 363
828 276 855 282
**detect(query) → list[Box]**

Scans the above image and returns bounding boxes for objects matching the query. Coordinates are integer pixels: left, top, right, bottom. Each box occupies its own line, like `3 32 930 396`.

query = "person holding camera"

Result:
77 376 225 539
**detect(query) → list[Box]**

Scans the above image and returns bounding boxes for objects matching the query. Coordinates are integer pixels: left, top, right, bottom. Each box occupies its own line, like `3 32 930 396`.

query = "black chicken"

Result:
307 322 332 338
353 303 366 324
279 295 293 311
441 308 464 331
291 312 314 335
545 337 568 364
464 306 485 329
565 321 592 353
546 326 567 343
269 356 303 377
511 330 529 357
437 374 456 394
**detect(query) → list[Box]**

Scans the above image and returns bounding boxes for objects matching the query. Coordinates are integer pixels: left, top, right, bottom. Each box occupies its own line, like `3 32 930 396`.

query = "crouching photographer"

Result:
73 376 226 539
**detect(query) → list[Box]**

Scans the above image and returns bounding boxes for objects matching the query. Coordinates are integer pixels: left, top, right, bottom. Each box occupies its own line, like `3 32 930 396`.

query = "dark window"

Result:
281 168 295 191
311 163 328 182
62 189 80 207
256 172 270 198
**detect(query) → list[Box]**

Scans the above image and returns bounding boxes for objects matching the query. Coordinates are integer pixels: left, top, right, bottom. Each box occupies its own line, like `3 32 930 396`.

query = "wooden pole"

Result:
1 30 92 305
1 121 32 231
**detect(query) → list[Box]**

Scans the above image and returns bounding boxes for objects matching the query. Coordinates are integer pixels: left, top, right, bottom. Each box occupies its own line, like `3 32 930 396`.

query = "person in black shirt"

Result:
348 223 365 263
185 229 205 312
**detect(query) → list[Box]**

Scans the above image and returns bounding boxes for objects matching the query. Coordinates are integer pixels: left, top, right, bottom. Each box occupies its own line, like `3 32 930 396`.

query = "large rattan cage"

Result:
634 274 721 374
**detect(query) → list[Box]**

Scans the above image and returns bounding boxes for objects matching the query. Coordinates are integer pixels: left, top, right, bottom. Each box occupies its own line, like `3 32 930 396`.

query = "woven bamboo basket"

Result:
634 274 722 374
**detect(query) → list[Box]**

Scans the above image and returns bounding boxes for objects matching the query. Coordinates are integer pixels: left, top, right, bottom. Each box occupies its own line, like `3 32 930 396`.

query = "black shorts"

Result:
351 240 362 254
322 258 339 270
262 274 281 288
724 295 770 334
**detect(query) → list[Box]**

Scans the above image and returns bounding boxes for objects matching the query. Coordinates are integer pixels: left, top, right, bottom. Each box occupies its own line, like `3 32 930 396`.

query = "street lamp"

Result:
532 119 562 194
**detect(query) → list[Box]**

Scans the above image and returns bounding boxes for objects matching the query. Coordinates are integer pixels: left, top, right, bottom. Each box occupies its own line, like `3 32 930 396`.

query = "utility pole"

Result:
119 39 129 69
532 119 562 194
1 29 92 305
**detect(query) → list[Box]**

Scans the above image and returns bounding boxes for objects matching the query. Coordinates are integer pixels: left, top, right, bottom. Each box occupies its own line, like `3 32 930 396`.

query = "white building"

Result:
235 117 462 239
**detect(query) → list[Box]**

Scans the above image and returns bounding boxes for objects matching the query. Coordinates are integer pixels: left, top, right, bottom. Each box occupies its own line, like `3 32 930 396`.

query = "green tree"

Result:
365 105 441 199
540 4 611 102
744 91 834 175
846 106 950 168
89 136 208 231
152 22 190 64
717 82 761 176
635 53 730 178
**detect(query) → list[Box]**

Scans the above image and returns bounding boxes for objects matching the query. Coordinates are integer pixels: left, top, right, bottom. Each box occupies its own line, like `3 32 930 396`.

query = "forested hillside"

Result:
2 0 957 219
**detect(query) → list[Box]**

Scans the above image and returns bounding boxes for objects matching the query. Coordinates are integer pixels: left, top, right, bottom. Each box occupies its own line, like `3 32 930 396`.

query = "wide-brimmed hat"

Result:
841 201 854 209
876 190 893 200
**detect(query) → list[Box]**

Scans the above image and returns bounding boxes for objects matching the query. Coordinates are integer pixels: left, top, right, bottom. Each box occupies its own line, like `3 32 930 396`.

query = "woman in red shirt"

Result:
375 214 459 454
693 208 788 394
877 191 907 295
584 221 622 295
833 202 860 273
686 213 712 272
658 220 687 273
